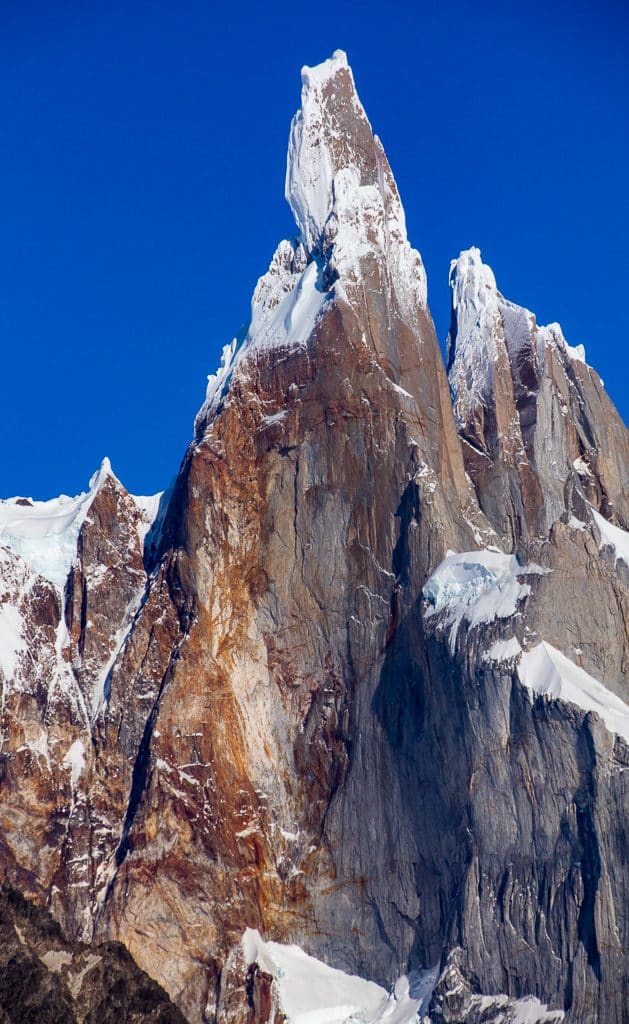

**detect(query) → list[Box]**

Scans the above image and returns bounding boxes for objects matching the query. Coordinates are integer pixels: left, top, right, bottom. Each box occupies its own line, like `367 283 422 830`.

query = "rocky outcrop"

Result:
0 884 186 1023
0 49 627 1024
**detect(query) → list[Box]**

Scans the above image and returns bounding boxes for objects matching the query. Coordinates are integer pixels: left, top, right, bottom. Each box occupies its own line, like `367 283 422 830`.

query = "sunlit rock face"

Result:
0 51 627 1024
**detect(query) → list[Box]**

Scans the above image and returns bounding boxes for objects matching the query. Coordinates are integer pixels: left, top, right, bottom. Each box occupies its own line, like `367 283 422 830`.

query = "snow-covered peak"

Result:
449 247 499 317
447 248 505 411
301 48 349 88
0 458 115 590
285 50 369 254
448 247 589 417
195 52 429 436
194 240 330 432
0 460 159 590
537 321 586 364
284 51 427 312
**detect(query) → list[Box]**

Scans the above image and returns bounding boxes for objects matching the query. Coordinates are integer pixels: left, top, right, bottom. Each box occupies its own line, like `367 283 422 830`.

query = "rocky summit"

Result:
0 49 627 1024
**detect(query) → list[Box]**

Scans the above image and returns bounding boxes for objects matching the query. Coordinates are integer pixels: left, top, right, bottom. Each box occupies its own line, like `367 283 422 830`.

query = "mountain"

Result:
0 50 627 1024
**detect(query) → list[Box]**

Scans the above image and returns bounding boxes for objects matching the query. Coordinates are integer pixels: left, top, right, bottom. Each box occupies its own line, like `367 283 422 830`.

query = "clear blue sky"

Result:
1 0 627 498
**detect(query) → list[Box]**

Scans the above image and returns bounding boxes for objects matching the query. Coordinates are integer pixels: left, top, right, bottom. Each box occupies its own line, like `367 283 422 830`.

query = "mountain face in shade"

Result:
447 246 629 547
0 50 627 1024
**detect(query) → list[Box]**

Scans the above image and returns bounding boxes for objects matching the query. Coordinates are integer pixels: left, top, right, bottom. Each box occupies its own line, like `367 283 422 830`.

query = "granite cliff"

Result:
0 50 627 1024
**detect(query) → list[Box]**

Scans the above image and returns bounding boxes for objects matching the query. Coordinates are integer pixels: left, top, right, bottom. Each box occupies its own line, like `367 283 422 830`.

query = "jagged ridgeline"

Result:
0 49 627 1024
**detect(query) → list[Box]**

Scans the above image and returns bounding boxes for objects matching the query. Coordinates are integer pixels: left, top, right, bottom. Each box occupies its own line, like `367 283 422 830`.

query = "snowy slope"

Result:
0 458 161 590
242 930 432 1024
518 642 629 742
589 505 629 567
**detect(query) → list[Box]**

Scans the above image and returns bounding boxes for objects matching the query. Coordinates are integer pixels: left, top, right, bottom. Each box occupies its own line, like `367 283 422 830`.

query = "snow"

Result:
91 576 150 718
0 603 27 678
62 739 86 787
518 642 629 742
195 338 239 428
328 161 427 318
286 51 360 254
423 549 546 653
300 49 349 89
195 244 330 434
482 637 522 665
589 506 629 567
67 953 101 999
537 322 587 366
562 340 586 363
448 249 590 426
40 950 73 972
473 995 563 1023
510 997 564 1023
253 258 328 351
242 929 432 1024
0 459 113 590
0 459 161 593
284 50 426 314
567 515 586 530
132 491 164 546
26 730 51 769
572 457 592 478
447 248 502 415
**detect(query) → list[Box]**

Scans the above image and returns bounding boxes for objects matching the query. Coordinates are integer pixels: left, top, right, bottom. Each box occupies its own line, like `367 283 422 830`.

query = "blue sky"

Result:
1 0 627 498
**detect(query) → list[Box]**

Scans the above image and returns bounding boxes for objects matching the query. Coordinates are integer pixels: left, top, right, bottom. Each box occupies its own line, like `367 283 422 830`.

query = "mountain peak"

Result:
300 48 349 88
285 49 374 255
448 246 589 393
196 51 429 434
285 51 426 315
449 247 499 316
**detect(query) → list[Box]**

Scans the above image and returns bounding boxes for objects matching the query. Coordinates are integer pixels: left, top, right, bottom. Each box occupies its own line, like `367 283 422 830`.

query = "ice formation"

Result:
422 549 546 653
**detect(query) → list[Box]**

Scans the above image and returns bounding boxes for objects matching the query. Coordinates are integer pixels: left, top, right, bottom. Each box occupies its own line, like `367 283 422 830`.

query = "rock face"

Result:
0 49 627 1024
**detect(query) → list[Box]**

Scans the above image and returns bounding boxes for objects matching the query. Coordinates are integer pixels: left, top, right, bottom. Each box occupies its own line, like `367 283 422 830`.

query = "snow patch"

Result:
518 642 629 742
482 637 522 665
567 515 586 531
572 457 592 478
472 994 563 1023
63 739 86 788
589 506 629 567
242 929 433 1024
40 950 73 972
195 245 330 435
131 491 163 547
0 603 27 679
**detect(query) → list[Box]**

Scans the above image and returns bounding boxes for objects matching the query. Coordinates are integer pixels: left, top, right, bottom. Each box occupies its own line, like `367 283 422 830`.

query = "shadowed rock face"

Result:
0 51 627 1024
0 884 187 1023
447 247 629 547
